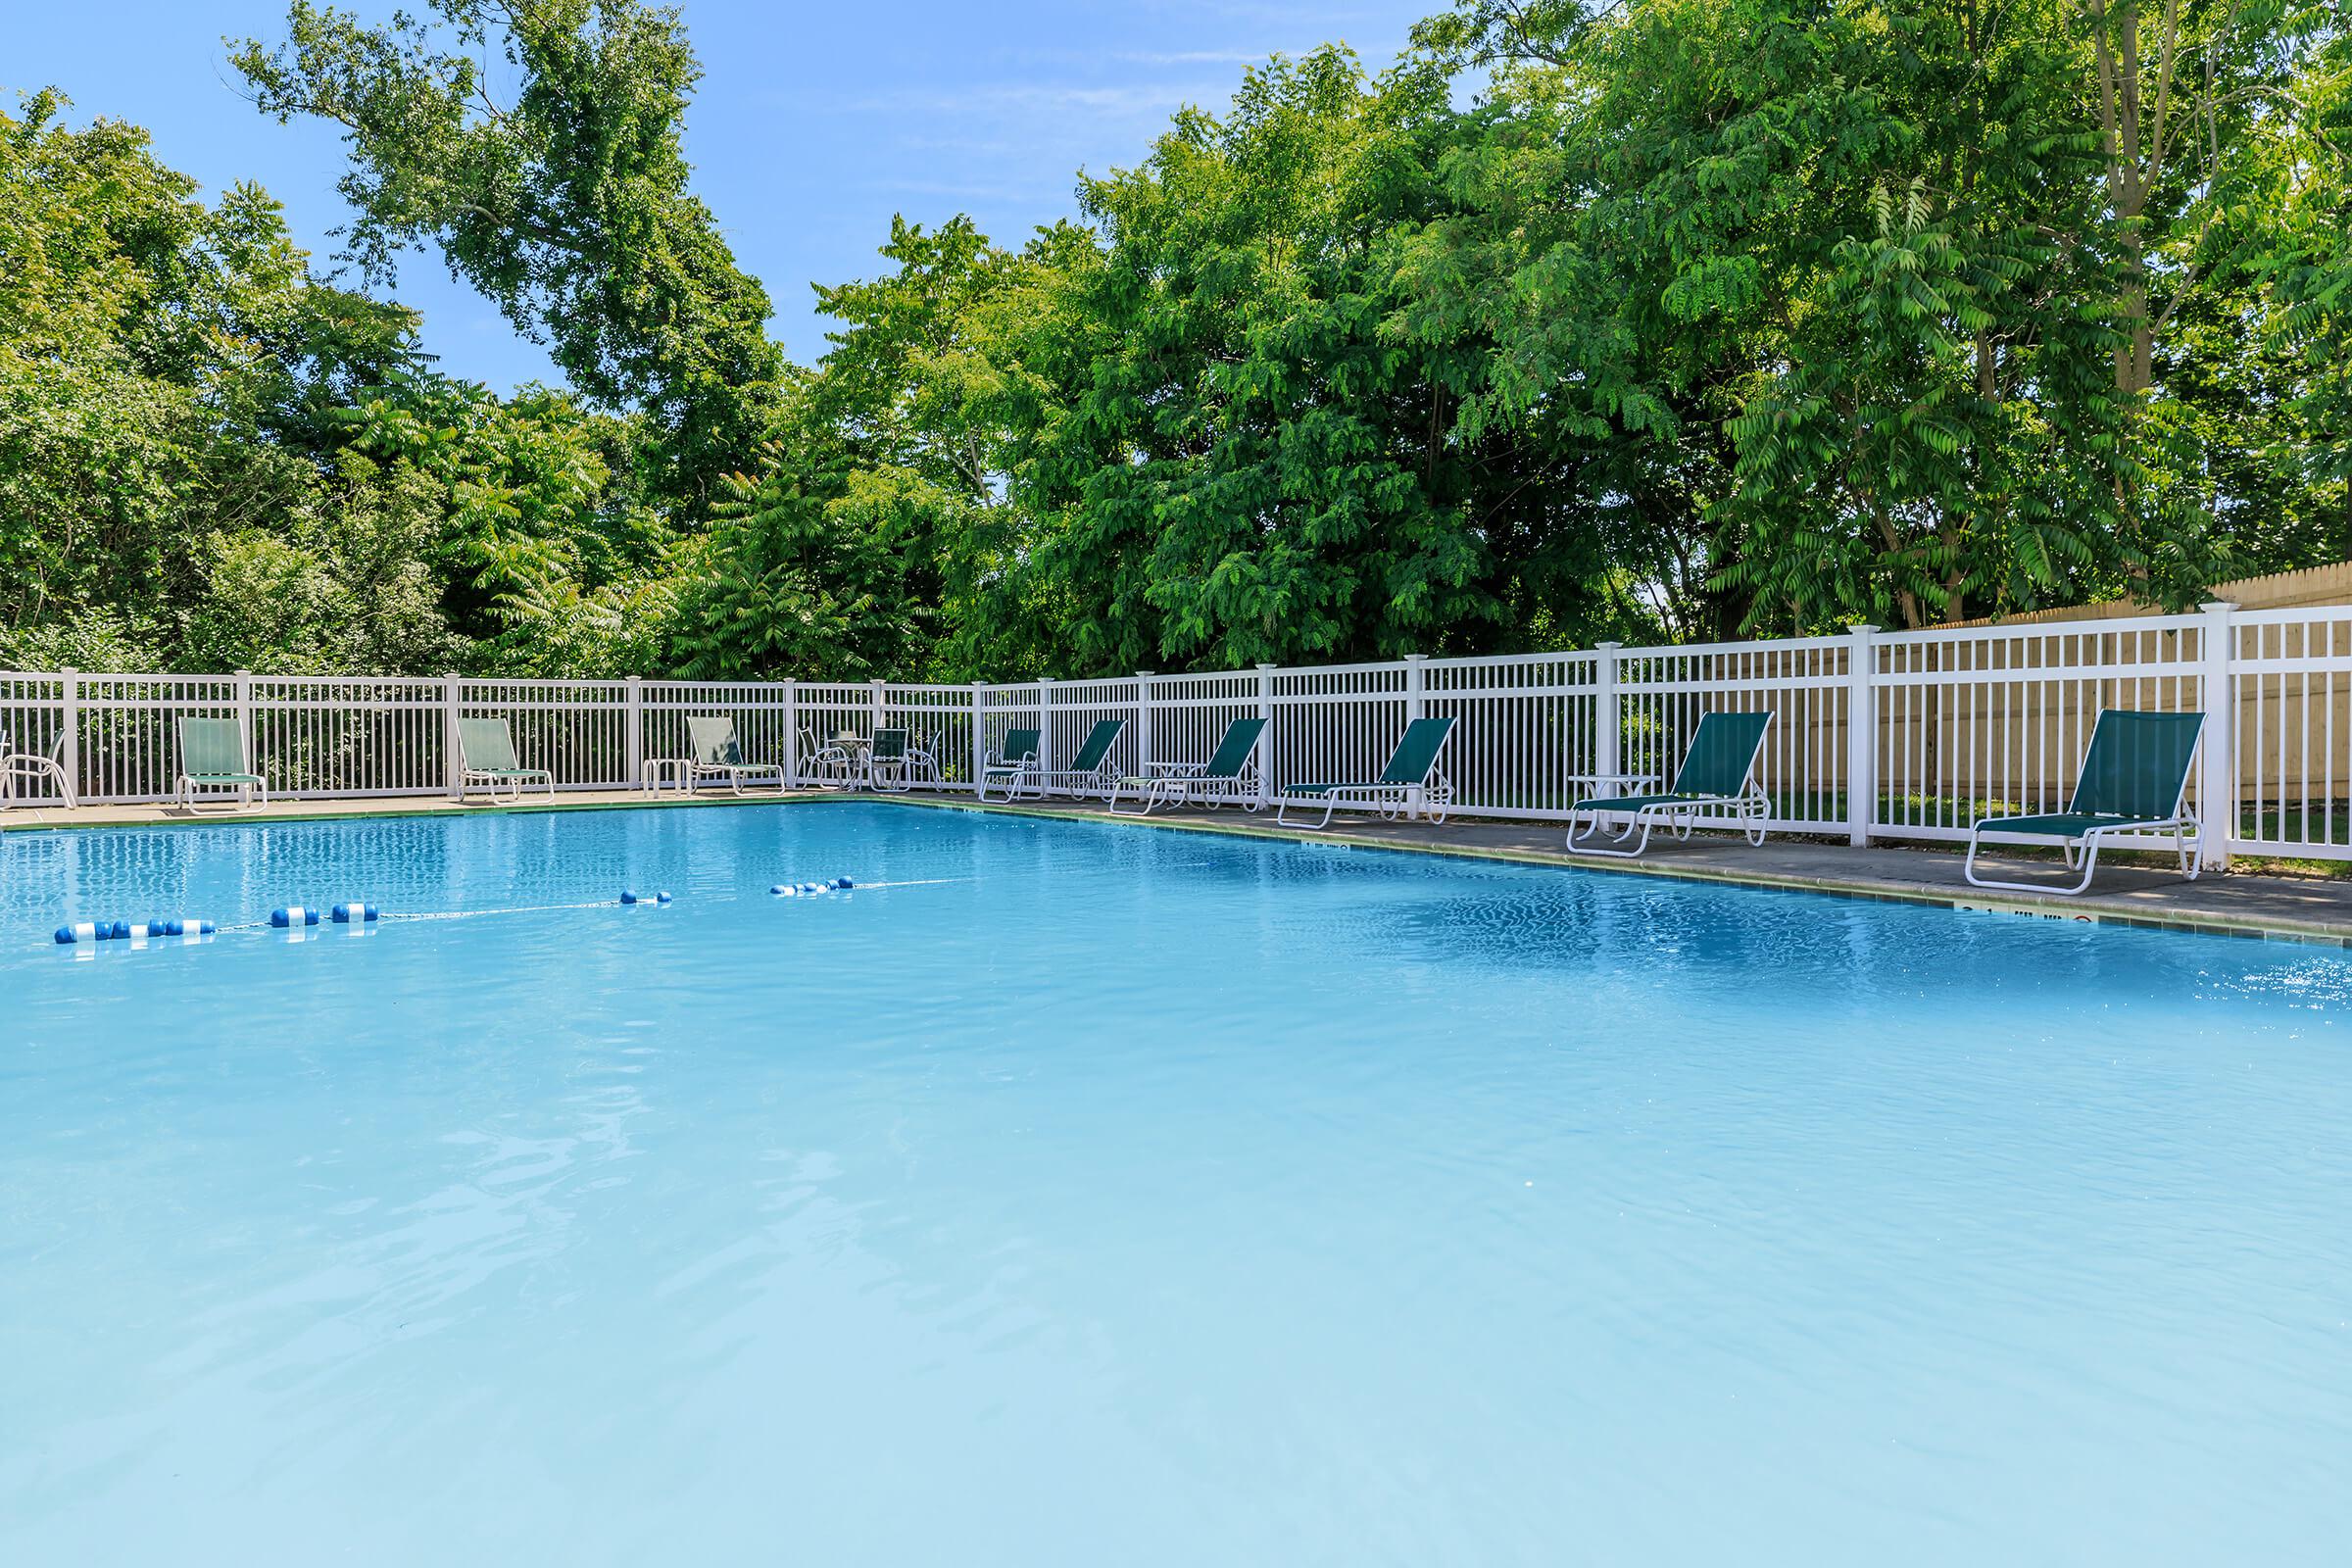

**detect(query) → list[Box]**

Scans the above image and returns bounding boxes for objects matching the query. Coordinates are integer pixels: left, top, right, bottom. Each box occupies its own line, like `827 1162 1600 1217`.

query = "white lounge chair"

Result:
1 727 74 808
175 716 269 812
1109 717 1266 815
1565 710 1773 858
1273 716 1458 830
686 715 784 795
978 727 1042 801
1965 710 2205 894
457 716 555 804
1033 718 1127 802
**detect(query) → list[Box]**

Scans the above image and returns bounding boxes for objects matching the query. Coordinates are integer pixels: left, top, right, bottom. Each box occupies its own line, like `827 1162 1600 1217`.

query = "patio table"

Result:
1565 771 1663 793
641 757 692 794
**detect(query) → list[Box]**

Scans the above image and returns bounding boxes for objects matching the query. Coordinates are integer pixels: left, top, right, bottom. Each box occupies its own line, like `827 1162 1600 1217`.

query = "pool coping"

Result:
858 795 2352 950
9 787 2350 948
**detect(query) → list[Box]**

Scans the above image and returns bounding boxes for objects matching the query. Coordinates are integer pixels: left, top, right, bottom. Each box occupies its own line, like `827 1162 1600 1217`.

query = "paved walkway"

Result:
8 786 2351 945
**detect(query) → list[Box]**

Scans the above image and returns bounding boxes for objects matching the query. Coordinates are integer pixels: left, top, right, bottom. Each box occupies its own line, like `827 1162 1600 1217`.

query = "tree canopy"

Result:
2 0 2345 678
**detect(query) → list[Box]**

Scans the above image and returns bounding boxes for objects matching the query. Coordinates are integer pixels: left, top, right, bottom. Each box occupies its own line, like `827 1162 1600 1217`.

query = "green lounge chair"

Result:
686 715 783 795
1109 716 1267 816
175 716 268 812
457 716 554 804
1033 718 1127 802
1965 710 2205 894
978 726 1042 801
1274 715 1459 830
1566 710 1772 858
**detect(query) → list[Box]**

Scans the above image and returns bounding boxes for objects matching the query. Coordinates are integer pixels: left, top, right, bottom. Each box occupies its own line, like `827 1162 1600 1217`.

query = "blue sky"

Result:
12 1 1431 392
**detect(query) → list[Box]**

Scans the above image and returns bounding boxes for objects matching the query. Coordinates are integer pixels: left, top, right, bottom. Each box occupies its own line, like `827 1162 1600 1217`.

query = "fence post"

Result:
60 666 80 804
1402 654 1428 817
971 681 987 796
624 675 644 791
1255 662 1277 808
2199 600 2237 870
1593 643 1621 785
870 678 887 740
782 679 799 789
1038 678 1054 783
442 672 463 800
232 672 254 785
1136 672 1154 777
1846 625 1879 847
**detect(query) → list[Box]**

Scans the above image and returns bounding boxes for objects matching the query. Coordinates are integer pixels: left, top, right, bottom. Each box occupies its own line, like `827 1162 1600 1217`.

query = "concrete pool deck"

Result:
8 786 2352 946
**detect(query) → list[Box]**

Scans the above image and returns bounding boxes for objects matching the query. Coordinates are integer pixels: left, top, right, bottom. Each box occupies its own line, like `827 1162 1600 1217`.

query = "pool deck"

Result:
8 787 2352 946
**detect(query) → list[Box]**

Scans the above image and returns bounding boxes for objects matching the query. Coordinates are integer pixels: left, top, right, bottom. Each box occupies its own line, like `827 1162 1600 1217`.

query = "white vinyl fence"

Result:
6 599 2351 867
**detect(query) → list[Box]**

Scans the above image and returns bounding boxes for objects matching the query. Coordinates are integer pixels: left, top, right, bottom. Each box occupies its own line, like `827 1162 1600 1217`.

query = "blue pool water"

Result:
2 801 2348 1564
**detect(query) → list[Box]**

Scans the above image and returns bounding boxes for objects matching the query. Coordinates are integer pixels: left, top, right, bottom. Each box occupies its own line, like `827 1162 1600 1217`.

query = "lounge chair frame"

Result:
1565 711 1774 858
899 729 945 790
1273 716 1459 830
685 715 785 796
1109 717 1267 815
175 716 270 812
1 727 74 808
1032 718 1128 803
1964 710 2204 895
978 727 1043 801
866 727 938 794
457 716 556 805
797 727 855 790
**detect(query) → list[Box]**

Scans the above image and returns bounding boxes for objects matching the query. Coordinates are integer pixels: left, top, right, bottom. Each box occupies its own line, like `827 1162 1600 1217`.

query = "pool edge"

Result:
11 788 2349 949
864 795 2352 950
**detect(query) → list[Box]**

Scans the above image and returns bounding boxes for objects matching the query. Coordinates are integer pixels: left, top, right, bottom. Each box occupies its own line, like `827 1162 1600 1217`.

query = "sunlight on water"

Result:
3 803 2348 1565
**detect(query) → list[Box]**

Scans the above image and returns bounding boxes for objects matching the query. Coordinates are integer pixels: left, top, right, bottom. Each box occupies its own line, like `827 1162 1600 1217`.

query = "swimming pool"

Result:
3 801 2347 1564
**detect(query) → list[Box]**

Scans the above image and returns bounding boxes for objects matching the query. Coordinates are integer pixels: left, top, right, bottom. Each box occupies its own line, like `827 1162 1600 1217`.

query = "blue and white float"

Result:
331 903 379 924
270 906 322 928
57 916 216 944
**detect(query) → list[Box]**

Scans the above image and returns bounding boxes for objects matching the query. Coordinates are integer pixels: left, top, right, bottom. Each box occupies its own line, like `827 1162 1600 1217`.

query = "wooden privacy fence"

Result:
6 598 2351 866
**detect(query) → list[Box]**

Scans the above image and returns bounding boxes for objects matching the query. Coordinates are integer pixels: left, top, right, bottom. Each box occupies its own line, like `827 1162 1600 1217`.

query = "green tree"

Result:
180 465 458 674
803 215 1093 678
1405 0 2228 630
0 90 418 651
2235 6 2352 565
233 0 785 515
666 390 926 681
1001 48 1548 673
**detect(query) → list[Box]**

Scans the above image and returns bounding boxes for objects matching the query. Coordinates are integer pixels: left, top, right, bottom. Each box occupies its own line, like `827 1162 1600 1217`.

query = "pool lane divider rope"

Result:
770 876 971 895
53 874 960 945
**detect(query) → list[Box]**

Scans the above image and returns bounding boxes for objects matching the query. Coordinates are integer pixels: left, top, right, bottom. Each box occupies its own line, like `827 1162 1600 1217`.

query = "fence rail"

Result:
6 598 2350 865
